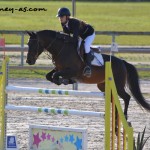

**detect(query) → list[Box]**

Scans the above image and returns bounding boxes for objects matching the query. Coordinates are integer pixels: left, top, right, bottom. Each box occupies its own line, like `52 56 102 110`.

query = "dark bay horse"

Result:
26 30 150 120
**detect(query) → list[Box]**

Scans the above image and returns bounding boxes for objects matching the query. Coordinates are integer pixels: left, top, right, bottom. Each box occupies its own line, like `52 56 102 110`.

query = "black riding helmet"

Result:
56 7 71 17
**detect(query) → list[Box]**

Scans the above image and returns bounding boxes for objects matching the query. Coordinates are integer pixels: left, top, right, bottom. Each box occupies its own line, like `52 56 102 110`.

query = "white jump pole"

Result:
6 85 104 97
5 105 105 118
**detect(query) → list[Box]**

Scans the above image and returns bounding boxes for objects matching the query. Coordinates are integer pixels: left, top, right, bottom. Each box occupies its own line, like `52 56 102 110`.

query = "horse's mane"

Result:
37 30 72 40
37 30 56 38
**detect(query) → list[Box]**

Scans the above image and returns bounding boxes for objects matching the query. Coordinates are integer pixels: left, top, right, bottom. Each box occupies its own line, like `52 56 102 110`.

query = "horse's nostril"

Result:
26 59 35 65
26 59 31 64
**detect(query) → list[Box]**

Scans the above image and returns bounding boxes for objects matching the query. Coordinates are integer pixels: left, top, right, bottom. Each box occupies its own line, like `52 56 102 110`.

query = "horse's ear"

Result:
26 31 32 36
31 32 37 37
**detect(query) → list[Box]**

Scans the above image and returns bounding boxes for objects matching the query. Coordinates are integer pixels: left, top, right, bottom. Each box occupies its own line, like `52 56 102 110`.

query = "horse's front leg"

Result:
53 68 77 85
52 71 62 85
46 68 57 83
59 78 76 85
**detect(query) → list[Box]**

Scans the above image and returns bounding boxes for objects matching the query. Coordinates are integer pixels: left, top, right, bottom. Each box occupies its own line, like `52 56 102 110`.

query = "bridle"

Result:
28 39 40 61
28 32 66 65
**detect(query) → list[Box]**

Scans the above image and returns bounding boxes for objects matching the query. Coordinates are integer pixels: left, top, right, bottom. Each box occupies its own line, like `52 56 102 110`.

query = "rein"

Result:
46 37 57 50
45 32 66 65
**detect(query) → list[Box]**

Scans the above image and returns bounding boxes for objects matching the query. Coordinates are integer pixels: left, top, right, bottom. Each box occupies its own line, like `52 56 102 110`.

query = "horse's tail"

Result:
123 60 150 111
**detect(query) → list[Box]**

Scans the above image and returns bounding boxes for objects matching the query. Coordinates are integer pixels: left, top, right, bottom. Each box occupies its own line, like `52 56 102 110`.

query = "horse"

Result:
26 30 150 125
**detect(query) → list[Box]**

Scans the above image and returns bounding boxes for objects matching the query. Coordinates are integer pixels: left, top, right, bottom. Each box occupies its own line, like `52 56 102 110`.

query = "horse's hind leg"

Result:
117 89 131 120
114 70 131 119
112 62 131 120
97 83 119 135
97 83 105 92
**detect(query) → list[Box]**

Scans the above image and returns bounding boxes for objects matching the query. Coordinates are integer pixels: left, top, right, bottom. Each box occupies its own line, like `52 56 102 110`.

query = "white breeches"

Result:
78 32 95 53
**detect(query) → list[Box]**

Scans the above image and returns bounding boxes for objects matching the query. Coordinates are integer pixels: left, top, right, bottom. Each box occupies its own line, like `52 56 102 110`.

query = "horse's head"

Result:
26 31 44 65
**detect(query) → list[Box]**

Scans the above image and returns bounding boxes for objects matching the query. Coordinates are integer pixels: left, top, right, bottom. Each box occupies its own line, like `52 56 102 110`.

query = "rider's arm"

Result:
71 19 80 48
71 19 80 40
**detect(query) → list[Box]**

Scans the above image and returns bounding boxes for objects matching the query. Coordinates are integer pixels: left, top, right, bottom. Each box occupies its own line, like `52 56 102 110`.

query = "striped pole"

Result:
6 85 104 97
5 105 105 118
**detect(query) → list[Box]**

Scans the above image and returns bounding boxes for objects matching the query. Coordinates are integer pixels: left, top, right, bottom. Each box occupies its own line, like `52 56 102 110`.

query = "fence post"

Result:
73 83 78 90
21 33 24 66
112 34 115 43
72 0 76 17
111 34 116 57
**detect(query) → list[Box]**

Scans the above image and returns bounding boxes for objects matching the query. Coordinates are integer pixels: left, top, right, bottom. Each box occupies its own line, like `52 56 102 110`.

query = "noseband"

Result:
28 39 41 61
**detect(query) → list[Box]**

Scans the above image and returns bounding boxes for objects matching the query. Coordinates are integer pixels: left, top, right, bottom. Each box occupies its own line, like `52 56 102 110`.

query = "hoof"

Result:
53 79 61 85
62 79 69 85
125 114 128 120
127 121 132 127
115 127 118 136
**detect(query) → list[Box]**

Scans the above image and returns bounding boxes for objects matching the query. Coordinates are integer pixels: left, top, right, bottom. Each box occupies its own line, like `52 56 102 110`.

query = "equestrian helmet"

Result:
56 7 71 17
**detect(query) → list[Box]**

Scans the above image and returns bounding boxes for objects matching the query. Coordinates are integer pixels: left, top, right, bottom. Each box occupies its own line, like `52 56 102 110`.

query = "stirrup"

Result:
83 66 92 78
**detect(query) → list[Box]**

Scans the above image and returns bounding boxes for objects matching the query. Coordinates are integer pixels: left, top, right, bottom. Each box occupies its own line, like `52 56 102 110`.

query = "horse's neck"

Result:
48 38 78 59
47 38 64 56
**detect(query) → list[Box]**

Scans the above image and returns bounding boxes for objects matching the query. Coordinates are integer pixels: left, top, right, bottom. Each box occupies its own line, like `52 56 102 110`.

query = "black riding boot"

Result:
83 53 92 78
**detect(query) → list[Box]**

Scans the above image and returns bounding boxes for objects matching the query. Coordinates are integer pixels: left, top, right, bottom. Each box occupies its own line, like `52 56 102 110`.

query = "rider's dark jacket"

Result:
61 18 94 40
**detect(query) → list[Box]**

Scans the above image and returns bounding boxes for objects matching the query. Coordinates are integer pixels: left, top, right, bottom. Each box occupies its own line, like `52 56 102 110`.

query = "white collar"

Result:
65 21 69 28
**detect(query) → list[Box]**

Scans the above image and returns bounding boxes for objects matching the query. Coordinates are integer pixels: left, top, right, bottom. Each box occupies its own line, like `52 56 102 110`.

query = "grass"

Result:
9 69 47 79
134 127 150 150
0 1 150 45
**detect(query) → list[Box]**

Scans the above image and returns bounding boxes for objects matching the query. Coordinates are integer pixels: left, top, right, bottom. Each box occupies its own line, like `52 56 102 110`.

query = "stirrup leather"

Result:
83 66 92 77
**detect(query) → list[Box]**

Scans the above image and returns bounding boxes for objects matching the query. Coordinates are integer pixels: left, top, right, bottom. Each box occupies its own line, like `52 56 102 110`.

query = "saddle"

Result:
78 40 101 62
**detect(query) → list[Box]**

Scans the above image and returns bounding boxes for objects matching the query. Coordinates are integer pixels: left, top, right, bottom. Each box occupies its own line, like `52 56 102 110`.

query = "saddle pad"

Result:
91 52 104 67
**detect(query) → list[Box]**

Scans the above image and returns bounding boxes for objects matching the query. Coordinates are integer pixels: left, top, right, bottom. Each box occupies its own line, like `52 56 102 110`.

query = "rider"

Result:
56 7 95 78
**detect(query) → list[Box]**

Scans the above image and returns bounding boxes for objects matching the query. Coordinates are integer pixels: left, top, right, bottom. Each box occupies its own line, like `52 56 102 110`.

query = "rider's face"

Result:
59 16 67 24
